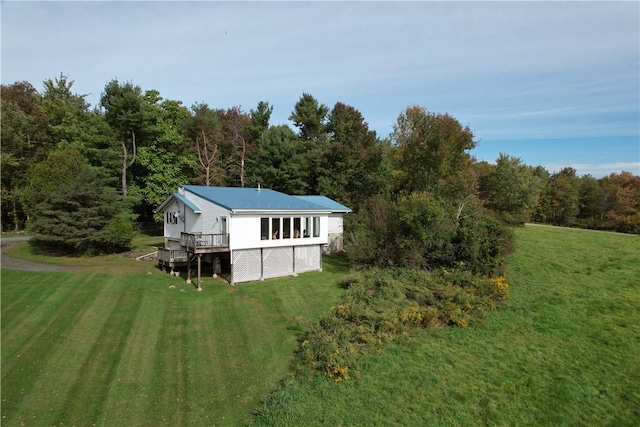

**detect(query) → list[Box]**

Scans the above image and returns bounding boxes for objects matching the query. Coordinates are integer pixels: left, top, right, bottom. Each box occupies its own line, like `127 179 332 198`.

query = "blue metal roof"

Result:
182 185 331 212
293 195 352 213
155 192 202 213
174 192 201 213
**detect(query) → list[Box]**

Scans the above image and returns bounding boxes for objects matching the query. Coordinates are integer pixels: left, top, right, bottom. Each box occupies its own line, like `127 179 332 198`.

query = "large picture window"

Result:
261 218 269 240
271 217 280 239
303 217 311 238
293 217 301 238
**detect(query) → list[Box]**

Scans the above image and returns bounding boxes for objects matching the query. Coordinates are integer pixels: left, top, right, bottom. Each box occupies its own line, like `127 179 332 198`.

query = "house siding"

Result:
231 214 328 250
183 191 230 235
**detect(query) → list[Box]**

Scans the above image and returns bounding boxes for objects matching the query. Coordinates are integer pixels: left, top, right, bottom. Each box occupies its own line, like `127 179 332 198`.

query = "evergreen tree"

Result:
246 125 309 194
319 102 392 210
26 146 133 255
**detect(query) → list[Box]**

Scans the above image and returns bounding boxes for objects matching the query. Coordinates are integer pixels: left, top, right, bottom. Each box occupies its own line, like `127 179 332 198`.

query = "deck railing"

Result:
180 232 230 252
157 247 188 264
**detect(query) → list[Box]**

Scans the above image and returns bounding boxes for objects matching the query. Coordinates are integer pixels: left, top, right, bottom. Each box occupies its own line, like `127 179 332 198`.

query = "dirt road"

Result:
1 237 72 272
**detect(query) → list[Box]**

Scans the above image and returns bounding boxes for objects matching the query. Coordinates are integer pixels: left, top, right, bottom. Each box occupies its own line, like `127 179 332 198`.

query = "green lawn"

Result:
252 226 640 426
1 252 348 426
3 227 639 426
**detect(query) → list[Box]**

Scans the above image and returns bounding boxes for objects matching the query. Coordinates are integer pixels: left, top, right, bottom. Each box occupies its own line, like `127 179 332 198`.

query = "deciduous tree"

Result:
131 94 195 220
391 105 476 199
188 103 225 186
546 167 581 225
483 153 544 224
100 79 144 198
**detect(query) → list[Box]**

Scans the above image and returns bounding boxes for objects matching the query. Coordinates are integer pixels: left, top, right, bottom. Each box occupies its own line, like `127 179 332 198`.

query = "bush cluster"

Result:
293 268 510 382
345 193 514 276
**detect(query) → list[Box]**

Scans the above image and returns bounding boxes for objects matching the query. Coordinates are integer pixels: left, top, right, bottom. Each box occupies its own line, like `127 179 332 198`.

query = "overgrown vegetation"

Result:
293 268 510 382
252 226 640 426
346 193 514 276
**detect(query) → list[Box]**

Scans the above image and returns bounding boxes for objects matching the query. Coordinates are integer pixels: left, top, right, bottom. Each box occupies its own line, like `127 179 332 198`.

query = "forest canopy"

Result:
2 75 638 255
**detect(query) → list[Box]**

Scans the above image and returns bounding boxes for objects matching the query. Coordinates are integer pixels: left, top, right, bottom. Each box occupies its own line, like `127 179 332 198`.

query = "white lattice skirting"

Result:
294 245 322 273
230 245 322 284
231 248 262 283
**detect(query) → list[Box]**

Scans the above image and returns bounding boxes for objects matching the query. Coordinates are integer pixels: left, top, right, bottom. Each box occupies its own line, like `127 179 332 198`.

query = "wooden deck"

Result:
180 232 230 254
157 232 230 278
157 247 188 270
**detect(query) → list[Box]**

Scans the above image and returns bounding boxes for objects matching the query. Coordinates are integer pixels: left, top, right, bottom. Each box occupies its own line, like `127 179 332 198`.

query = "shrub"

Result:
292 268 511 381
103 218 135 252
346 192 514 275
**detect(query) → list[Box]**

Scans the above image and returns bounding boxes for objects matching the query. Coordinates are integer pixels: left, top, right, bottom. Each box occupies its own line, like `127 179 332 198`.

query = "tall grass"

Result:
252 226 640 426
1 255 348 426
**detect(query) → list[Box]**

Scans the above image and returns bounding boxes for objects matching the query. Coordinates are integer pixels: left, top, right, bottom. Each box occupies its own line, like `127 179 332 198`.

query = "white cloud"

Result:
1 1 638 173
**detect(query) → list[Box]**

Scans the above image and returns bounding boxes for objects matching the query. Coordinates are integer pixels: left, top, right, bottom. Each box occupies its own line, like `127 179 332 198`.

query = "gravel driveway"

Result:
1 237 73 272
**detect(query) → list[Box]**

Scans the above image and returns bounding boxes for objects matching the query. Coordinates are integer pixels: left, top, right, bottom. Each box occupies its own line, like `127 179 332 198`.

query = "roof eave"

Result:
232 209 332 215
154 193 202 214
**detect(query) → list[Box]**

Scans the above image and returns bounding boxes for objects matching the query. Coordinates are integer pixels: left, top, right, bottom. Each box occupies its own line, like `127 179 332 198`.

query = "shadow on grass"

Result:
29 239 79 257
322 253 352 274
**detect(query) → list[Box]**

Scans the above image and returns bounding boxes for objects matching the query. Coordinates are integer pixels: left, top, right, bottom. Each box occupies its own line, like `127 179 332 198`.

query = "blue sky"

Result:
2 1 638 177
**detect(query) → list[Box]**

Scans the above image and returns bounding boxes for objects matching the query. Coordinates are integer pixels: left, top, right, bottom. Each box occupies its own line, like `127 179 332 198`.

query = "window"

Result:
303 217 311 238
166 212 177 225
313 217 320 237
283 218 291 239
293 217 301 238
261 218 269 240
271 217 280 239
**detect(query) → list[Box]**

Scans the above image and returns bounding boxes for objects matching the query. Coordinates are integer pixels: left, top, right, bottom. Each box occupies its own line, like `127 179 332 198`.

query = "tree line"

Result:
1 74 638 256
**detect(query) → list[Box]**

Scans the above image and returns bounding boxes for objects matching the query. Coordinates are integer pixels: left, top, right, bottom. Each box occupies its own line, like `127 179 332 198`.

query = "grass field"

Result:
2 227 639 426
252 226 640 426
1 243 348 426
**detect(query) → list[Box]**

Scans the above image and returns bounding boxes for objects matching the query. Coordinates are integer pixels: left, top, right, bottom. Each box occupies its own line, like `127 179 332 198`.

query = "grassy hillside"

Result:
252 226 640 426
2 227 639 426
1 252 348 426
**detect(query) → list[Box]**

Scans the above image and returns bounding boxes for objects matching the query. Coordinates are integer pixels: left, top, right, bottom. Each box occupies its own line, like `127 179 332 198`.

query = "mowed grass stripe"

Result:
1 272 80 359
1 273 106 422
53 282 144 426
8 275 127 425
188 286 291 426
101 291 165 425
1 256 349 425
146 295 189 426
0 271 65 320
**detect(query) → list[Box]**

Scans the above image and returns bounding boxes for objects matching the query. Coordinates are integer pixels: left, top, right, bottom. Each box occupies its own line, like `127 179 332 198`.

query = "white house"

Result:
292 196 352 253
155 185 351 287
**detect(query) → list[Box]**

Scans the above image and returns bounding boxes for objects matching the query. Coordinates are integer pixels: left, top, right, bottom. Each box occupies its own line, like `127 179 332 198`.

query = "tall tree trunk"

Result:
196 129 216 187
121 129 137 199
12 196 20 231
121 137 128 198
240 143 245 188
